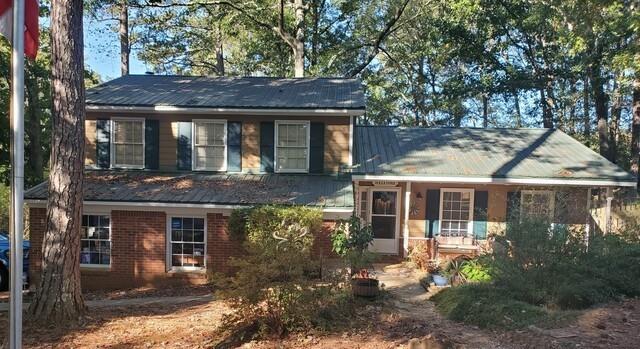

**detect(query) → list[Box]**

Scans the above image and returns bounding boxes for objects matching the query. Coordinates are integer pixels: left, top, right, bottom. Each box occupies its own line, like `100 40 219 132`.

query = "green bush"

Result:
432 283 573 330
459 258 492 282
434 217 640 329
216 205 351 339
228 207 252 241
331 215 375 273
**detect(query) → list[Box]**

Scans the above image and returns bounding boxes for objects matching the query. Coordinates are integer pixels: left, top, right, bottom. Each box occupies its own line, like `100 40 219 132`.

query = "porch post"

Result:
604 187 613 234
403 182 411 256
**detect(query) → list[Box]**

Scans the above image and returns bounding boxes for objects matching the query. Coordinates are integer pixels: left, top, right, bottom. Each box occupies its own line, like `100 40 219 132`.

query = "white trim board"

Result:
351 174 637 187
87 105 365 117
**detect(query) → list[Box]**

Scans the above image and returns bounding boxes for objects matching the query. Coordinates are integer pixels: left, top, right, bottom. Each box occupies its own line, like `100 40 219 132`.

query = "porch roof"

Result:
24 171 354 209
353 126 636 186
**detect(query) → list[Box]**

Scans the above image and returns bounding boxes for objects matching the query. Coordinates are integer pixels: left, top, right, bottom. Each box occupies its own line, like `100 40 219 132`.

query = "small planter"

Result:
351 277 380 298
432 274 449 286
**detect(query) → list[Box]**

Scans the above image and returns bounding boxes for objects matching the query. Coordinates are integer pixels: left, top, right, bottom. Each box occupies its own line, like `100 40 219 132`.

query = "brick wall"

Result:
28 207 338 291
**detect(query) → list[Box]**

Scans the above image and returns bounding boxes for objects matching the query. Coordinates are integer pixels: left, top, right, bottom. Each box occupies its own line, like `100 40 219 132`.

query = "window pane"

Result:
371 216 395 239
194 218 204 230
372 192 396 215
80 215 111 265
194 230 204 243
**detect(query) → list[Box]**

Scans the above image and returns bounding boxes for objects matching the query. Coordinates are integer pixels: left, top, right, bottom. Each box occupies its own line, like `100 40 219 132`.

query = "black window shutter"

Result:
260 122 274 173
506 191 521 222
425 189 440 238
473 191 489 239
145 119 159 170
177 121 192 170
96 119 110 169
227 121 242 172
309 122 324 173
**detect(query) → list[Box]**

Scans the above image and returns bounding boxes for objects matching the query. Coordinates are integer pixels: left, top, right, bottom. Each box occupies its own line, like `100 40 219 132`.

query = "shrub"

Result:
216 205 351 340
434 217 640 329
408 241 432 270
432 283 573 330
228 207 252 241
459 258 492 282
331 215 375 273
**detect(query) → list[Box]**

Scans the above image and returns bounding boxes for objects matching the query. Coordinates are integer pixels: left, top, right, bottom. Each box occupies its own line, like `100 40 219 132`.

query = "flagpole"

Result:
9 0 25 347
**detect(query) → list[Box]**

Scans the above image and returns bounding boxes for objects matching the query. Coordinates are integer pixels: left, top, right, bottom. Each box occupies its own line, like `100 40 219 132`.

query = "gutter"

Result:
351 174 637 187
86 104 366 117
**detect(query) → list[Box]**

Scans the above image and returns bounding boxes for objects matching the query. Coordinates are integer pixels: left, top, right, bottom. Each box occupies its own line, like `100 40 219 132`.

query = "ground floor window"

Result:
521 190 555 221
170 217 206 269
439 189 474 237
81 214 111 266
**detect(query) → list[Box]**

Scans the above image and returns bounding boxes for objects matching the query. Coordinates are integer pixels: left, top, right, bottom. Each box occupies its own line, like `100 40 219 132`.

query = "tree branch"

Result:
346 0 411 78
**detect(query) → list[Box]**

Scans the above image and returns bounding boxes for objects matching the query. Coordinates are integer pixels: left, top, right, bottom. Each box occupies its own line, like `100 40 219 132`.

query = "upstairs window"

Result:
112 118 144 168
193 120 227 171
275 121 309 172
439 189 474 237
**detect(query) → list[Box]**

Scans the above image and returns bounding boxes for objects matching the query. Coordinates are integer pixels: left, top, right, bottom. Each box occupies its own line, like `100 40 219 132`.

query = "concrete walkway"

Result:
0 294 214 312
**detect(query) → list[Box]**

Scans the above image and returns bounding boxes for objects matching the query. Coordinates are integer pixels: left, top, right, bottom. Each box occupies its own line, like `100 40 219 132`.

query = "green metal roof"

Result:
354 127 635 185
25 171 354 209
86 75 365 110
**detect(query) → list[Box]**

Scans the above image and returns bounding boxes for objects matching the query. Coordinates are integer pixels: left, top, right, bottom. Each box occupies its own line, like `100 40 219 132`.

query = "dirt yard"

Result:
1 267 639 348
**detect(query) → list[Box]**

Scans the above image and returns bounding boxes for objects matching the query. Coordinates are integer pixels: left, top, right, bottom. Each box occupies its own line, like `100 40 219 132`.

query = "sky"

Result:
83 17 146 82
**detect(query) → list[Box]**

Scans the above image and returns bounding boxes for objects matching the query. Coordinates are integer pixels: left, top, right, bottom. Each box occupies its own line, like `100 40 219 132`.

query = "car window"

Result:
0 233 8 241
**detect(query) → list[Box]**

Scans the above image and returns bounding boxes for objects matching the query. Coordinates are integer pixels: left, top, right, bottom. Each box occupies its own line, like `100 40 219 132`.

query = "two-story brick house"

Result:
25 75 635 290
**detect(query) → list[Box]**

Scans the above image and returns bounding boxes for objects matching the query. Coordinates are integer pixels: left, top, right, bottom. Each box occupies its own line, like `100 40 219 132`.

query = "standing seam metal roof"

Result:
353 126 635 183
86 75 366 110
24 172 354 208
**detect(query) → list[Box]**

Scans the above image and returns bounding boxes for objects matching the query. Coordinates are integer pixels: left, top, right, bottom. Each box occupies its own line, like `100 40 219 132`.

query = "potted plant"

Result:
350 268 379 298
331 215 378 298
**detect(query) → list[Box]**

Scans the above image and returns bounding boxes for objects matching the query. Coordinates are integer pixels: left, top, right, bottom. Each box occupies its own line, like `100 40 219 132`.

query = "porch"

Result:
354 179 613 259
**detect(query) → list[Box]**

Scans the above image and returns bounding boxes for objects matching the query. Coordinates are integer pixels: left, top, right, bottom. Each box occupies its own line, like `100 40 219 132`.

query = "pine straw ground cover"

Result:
1 292 640 348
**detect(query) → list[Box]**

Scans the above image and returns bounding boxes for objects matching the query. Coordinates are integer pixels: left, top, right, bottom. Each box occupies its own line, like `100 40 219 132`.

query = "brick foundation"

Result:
28 207 337 291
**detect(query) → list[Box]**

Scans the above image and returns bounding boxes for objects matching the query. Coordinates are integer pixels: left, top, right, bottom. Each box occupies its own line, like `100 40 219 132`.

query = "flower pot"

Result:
432 274 448 286
351 278 380 298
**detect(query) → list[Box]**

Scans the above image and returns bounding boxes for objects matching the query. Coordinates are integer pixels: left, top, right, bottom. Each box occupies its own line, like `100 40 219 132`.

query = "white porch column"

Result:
604 187 614 235
403 182 411 256
585 188 592 250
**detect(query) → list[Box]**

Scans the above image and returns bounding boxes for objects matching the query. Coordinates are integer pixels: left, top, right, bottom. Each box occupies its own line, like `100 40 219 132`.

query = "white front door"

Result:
369 189 400 254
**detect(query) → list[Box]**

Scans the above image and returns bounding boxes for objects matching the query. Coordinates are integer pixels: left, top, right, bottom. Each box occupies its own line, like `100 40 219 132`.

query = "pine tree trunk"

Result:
631 77 640 188
25 64 43 182
609 80 622 164
583 74 591 138
29 0 86 323
482 94 488 128
293 0 305 77
540 87 553 128
119 1 129 76
592 64 611 161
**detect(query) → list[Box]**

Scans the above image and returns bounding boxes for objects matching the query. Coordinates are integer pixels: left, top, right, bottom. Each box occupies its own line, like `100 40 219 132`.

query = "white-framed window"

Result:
439 188 474 237
192 120 227 171
275 120 310 173
111 118 145 168
521 190 555 221
80 214 111 267
168 216 206 270
357 187 369 223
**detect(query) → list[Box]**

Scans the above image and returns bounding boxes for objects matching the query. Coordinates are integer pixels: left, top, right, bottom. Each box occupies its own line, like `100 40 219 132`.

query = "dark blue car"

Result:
0 231 30 291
